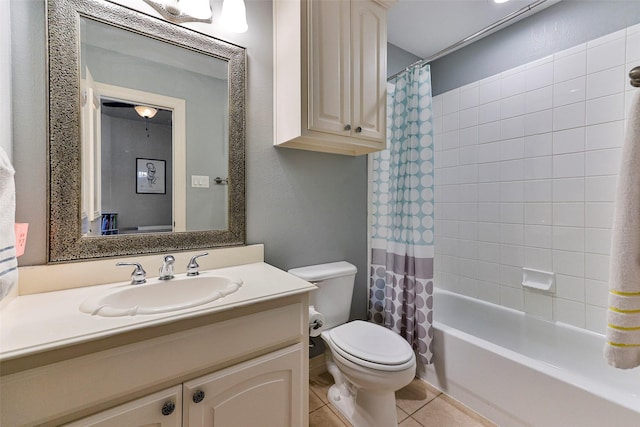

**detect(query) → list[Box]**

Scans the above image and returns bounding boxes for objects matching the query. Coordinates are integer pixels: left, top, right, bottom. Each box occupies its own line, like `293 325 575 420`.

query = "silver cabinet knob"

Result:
161 401 175 416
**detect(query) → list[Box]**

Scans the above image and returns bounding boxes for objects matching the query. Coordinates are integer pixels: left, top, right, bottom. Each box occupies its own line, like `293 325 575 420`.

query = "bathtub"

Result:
420 289 640 427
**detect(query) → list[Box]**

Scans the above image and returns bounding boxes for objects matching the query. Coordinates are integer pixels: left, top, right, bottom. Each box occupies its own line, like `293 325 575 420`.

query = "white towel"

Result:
0 146 17 301
605 90 640 369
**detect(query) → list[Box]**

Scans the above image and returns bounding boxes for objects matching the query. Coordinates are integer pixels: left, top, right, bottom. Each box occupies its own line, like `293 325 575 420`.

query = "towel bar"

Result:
631 66 640 88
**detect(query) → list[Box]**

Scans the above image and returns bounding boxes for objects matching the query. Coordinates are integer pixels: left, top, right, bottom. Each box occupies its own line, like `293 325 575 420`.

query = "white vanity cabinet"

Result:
274 0 396 156
63 386 183 427
64 345 303 427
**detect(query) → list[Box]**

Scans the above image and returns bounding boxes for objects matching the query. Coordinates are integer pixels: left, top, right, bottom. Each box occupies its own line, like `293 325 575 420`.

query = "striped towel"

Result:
0 146 17 301
605 90 640 369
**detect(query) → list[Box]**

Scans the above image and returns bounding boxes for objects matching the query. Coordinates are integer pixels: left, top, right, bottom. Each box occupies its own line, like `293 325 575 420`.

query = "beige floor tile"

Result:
397 406 410 423
439 394 497 427
310 372 334 404
309 388 325 413
395 378 441 415
309 406 348 427
411 396 488 427
327 402 353 426
399 417 424 427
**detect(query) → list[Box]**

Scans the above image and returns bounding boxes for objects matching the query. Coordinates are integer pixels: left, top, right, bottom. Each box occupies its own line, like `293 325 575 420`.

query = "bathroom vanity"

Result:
0 255 315 426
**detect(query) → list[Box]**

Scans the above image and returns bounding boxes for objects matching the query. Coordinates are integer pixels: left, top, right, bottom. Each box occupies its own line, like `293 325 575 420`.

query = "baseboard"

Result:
309 354 327 377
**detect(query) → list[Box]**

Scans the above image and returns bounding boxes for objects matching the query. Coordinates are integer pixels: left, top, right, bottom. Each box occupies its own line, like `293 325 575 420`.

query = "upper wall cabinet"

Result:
274 0 396 156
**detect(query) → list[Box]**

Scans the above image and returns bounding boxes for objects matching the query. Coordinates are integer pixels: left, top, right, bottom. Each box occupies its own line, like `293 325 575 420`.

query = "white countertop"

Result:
0 262 316 362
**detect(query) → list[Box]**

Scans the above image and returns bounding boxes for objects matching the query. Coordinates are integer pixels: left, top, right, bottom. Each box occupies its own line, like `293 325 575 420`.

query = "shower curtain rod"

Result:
387 0 550 81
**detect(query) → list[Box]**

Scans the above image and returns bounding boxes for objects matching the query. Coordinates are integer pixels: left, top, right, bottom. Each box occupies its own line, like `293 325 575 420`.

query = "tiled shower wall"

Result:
432 24 640 334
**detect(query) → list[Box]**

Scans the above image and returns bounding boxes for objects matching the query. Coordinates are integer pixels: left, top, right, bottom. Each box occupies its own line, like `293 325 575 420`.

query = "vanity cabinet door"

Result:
183 344 304 427
63 385 182 427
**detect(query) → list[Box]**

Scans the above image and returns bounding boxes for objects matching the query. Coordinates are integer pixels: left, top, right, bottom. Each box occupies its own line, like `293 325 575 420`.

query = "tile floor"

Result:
309 372 497 427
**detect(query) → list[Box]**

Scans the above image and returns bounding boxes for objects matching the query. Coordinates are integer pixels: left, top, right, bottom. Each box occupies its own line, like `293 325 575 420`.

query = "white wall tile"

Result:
460 221 479 240
627 30 640 63
585 202 615 228
500 223 524 245
479 202 500 222
586 66 625 99
553 177 585 202
553 152 584 178
587 34 625 74
553 203 585 227
525 86 553 113
553 226 585 252
500 138 525 161
585 305 607 334
501 116 525 140
477 281 501 304
500 264 522 288
585 279 608 307
459 85 480 110
459 184 478 203
478 261 500 283
499 203 524 224
479 78 501 104
585 176 617 202
554 50 586 83
586 93 625 125
585 228 611 255
500 286 524 310
585 148 622 177
500 181 524 202
555 43 585 60
525 109 553 136
525 61 554 91
478 121 501 144
524 246 553 271
479 182 500 202
478 242 500 262
553 76 586 107
502 71 525 98
478 141 500 163
553 250 585 277
553 127 585 154
524 180 552 203
525 156 553 180
432 95 444 118
586 121 624 150
459 239 479 260
524 133 553 157
442 112 460 132
459 107 479 129
440 167 459 185
459 164 479 184
478 222 500 243
442 130 460 150
554 298 585 328
585 253 609 281
553 102 586 131
524 203 552 225
501 94 525 119
478 162 500 182
442 89 460 115
478 100 501 124
500 159 524 181
459 126 479 147
500 244 524 267
459 146 478 166
524 291 553 321
524 224 552 248
555 274 585 302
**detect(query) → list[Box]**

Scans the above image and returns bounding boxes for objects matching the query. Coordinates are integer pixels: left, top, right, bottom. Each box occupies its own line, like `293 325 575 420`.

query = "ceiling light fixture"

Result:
220 0 248 33
142 0 213 24
134 105 159 119
493 0 511 3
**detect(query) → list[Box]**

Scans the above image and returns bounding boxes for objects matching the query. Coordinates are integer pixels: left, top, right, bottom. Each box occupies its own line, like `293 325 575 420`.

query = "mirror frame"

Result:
47 0 246 262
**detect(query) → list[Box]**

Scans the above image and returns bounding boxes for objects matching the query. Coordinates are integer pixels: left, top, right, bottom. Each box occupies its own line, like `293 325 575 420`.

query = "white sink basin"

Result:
79 275 243 317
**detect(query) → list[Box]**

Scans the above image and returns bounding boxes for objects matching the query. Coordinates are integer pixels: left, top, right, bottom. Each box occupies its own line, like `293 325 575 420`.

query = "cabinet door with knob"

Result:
183 344 304 427
63 385 182 427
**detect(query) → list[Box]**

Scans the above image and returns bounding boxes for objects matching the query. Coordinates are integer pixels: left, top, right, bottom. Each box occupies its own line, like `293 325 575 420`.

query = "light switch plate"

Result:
191 175 210 188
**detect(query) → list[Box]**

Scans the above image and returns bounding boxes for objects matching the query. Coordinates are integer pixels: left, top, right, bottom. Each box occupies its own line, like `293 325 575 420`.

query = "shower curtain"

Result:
369 64 435 364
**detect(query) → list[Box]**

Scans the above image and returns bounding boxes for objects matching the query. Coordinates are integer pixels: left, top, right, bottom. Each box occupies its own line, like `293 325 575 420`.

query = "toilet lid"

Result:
329 320 414 366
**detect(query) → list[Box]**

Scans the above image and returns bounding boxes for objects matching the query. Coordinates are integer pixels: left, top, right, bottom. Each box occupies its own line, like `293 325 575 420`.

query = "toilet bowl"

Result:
288 262 416 427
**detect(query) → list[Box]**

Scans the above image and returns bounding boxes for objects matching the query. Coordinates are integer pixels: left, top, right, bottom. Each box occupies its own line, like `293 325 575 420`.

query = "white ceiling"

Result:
387 0 557 60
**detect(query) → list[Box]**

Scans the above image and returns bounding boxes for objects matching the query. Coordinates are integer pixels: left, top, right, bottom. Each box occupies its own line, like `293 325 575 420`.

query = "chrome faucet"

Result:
187 252 209 276
116 262 146 285
159 255 175 280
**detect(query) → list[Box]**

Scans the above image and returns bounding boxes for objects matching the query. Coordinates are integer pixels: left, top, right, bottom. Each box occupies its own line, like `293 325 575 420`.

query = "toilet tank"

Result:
288 261 357 329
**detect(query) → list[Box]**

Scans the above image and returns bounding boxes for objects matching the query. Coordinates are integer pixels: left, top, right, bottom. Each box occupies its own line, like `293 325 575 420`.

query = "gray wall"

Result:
431 0 640 96
101 115 173 232
1 0 11 160
11 0 369 320
387 42 421 79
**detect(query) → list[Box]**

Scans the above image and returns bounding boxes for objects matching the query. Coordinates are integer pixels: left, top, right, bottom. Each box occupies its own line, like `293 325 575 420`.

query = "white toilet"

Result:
288 261 416 427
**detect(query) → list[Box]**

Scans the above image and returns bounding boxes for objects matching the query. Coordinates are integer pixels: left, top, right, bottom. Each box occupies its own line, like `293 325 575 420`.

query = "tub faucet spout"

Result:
159 255 175 280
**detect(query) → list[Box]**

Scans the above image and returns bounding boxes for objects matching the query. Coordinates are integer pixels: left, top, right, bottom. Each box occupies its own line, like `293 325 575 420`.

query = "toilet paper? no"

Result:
309 306 325 337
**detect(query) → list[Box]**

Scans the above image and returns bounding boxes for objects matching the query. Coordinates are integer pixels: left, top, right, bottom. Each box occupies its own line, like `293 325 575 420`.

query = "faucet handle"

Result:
116 262 146 285
187 252 209 276
159 255 175 280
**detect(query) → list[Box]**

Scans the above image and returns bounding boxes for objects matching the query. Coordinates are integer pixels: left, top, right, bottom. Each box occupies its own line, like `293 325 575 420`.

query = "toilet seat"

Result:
326 321 415 372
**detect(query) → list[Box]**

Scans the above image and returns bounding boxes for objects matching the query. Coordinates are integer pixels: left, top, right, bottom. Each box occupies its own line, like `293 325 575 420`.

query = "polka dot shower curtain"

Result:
369 64 435 364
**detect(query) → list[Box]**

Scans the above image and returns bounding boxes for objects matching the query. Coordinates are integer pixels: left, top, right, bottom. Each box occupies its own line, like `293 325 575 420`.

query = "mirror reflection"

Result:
80 17 229 237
